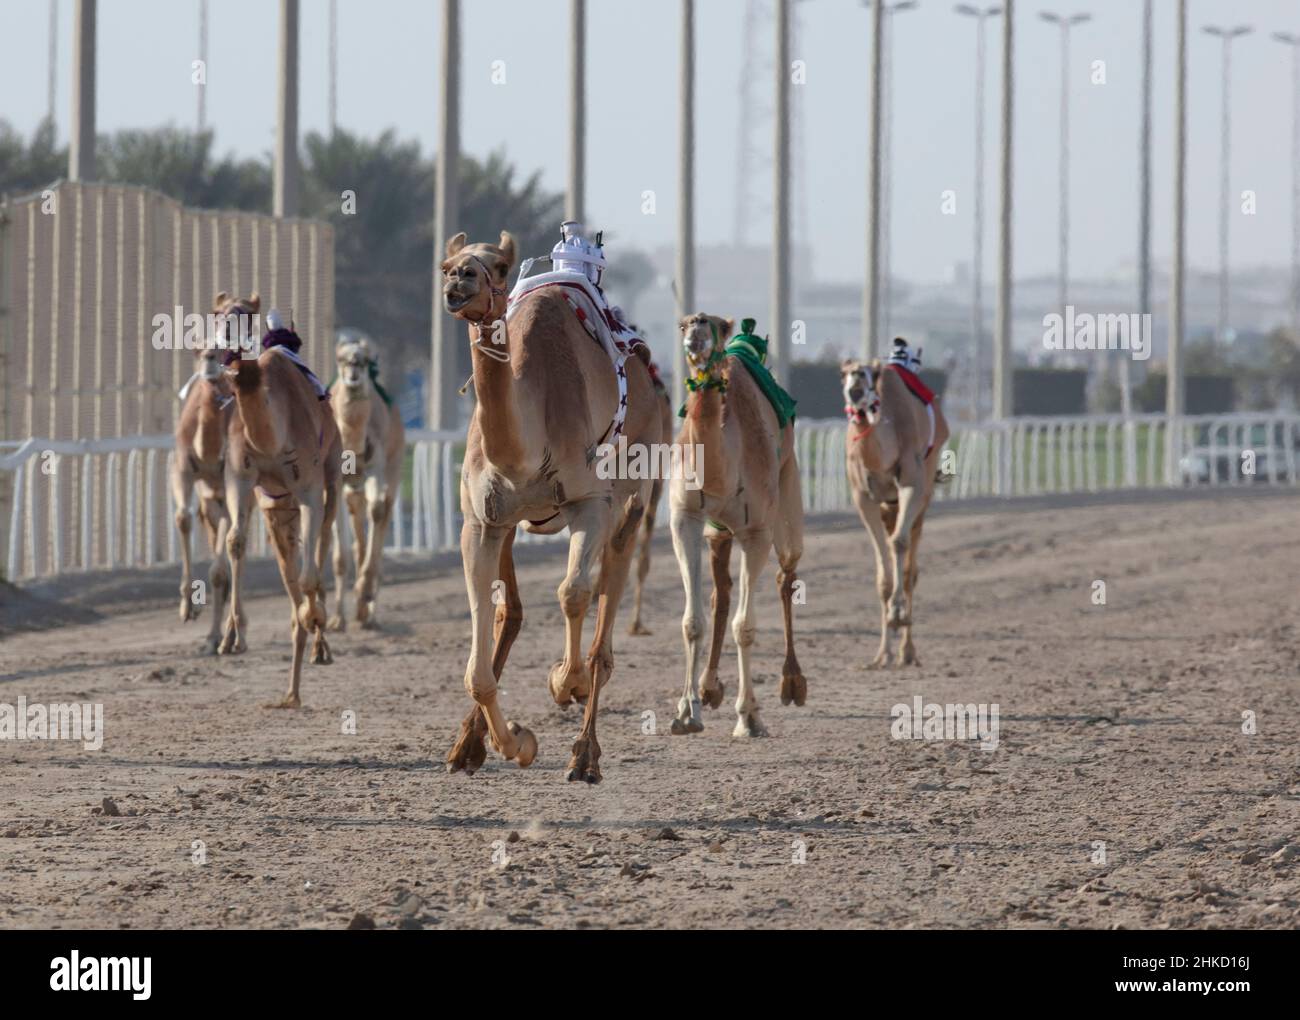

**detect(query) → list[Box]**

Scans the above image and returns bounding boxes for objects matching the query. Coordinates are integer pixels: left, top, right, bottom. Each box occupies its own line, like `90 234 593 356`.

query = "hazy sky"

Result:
4 0 1299 286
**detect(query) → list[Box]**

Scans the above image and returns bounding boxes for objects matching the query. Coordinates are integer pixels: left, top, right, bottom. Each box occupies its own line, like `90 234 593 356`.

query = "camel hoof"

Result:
868 652 890 670
627 620 652 636
565 736 601 784
732 713 769 739
265 694 301 709
548 660 591 707
359 616 378 631
701 679 725 710
326 614 346 632
179 597 199 623
779 672 807 707
897 647 921 667
670 716 704 735
311 636 333 666
218 630 246 656
508 722 537 768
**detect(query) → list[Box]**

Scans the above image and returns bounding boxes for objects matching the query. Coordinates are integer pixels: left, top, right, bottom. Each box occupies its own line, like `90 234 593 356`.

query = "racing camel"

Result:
218 294 342 706
670 314 807 738
171 337 235 654
439 228 662 783
328 335 405 630
841 338 950 667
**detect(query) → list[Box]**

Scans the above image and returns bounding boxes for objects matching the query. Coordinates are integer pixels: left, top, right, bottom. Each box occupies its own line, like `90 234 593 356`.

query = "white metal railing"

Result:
3 412 1298 582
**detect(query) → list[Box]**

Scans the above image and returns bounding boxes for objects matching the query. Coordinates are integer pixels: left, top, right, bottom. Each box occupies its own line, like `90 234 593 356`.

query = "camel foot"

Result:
199 633 221 656
868 650 891 670
670 716 704 735
548 660 592 707
897 644 920 667
732 712 768 739
700 674 725 710
627 619 652 636
326 614 346 632
218 627 246 655
507 722 538 768
446 724 488 777
311 633 333 665
780 672 808 707
179 596 199 623
358 615 379 631
566 733 601 784
265 693 301 709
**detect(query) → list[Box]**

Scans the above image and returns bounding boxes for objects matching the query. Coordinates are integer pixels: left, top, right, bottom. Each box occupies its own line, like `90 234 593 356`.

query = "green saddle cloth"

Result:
724 327 797 429
677 321 796 429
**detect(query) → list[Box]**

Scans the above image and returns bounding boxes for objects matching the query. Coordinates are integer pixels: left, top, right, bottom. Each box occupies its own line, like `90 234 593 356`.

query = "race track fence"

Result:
2 412 1297 582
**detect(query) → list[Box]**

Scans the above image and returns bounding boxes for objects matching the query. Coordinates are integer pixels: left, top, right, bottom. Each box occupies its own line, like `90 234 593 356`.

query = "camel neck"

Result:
682 385 730 496
470 316 526 471
232 361 284 455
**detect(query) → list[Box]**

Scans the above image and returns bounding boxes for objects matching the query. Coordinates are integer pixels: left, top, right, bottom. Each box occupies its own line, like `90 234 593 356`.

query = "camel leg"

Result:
261 495 308 707
567 492 644 784
356 471 389 628
547 497 608 708
773 455 807 706
898 513 925 666
220 477 255 656
447 527 521 775
731 530 772 738
308 485 335 666
172 462 198 622
461 518 537 767
328 510 351 631
343 487 367 624
669 507 707 734
699 530 732 711
852 489 895 668
202 494 230 654
887 475 925 630
627 477 661 636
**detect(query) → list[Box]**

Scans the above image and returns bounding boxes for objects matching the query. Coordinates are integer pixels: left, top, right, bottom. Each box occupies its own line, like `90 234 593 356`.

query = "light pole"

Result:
1128 0 1152 486
1039 10 1091 324
431 0 461 430
1273 30 1300 334
567 0 586 224
676 0 695 413
1203 23 1252 347
880 0 918 344
1168 0 1187 484
993 0 1013 496
863 0 885 357
955 3 1001 422
772 0 790 375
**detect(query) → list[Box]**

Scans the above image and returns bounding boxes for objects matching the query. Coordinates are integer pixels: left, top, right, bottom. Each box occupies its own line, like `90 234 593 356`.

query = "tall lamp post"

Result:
1202 23 1253 347
1039 9 1091 322
879 0 918 343
955 3 1001 422
1273 30 1300 335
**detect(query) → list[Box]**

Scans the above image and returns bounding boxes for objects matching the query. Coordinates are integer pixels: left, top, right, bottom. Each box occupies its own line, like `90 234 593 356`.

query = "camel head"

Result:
210 291 262 370
441 231 516 323
841 358 881 424
680 312 734 391
335 336 373 392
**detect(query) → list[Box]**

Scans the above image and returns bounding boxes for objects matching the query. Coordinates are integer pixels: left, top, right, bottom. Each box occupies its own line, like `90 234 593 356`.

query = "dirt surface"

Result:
1 489 1297 930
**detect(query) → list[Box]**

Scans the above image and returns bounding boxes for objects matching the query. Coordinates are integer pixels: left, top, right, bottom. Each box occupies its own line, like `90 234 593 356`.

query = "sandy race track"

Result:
1 489 1297 929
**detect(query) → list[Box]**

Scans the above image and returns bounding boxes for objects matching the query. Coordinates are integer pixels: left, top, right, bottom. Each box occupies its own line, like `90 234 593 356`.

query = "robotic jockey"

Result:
551 221 607 289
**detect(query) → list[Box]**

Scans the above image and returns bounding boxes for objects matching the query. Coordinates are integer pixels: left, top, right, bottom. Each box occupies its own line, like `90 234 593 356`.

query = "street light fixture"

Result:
954 2 1002 420
1202 23 1253 346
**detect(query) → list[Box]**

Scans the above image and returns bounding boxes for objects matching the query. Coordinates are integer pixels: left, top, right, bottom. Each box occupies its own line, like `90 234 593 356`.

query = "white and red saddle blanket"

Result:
507 270 649 442
887 363 936 454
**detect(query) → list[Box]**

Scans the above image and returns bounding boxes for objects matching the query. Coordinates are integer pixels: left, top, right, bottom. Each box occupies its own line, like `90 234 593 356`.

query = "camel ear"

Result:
445 232 467 258
213 290 229 312
246 292 261 313
723 317 736 338
497 231 517 274
840 359 855 374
